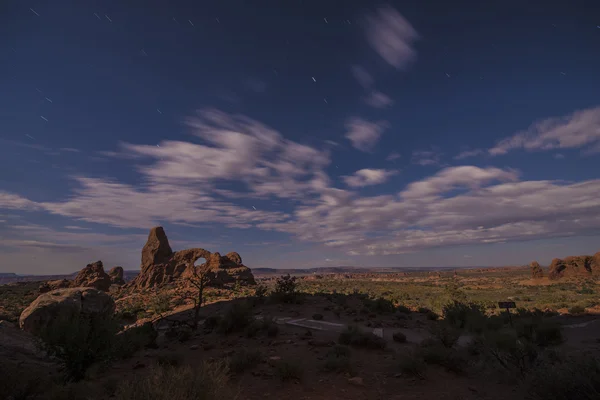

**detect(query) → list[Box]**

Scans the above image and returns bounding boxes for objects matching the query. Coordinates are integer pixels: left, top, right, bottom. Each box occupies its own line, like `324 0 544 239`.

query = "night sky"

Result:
1 1 600 274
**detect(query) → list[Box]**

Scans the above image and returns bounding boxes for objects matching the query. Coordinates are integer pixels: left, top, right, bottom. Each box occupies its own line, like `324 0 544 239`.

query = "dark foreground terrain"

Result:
1 269 599 400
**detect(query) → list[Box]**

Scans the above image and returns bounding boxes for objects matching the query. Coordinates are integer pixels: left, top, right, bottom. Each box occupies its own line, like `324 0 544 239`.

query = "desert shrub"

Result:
228 349 263 374
476 329 540 375
399 351 427 379
338 326 386 350
114 361 234 400
392 331 407 343
37 313 120 381
244 316 279 338
149 293 172 315
396 304 411 314
253 284 268 305
312 313 324 320
322 345 353 374
526 354 600 400
514 318 563 347
274 360 303 382
568 305 586 315
442 301 488 332
419 341 468 374
157 352 183 367
270 274 298 303
216 302 254 334
364 297 395 313
429 322 461 348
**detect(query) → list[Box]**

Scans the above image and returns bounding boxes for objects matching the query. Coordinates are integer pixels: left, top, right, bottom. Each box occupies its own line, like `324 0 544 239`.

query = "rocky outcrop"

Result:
549 255 595 280
129 227 256 290
19 288 115 335
73 261 112 291
108 266 125 285
39 279 71 294
530 261 544 279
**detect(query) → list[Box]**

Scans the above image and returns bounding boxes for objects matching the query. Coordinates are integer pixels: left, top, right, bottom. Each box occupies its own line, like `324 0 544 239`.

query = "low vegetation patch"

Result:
338 326 386 350
228 349 263 374
114 361 235 400
274 360 303 382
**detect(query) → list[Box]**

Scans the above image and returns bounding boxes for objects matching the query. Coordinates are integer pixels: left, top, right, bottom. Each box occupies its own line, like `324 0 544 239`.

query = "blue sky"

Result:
1 1 600 274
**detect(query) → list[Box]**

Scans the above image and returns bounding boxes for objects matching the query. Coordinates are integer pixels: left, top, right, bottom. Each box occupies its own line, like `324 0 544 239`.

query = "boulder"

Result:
108 266 125 285
19 288 115 335
129 226 256 290
39 279 71 294
530 261 544 279
73 261 112 291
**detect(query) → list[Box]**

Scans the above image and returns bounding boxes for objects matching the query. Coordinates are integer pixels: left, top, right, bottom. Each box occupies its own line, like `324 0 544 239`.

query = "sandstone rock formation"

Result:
19 288 115 335
108 266 125 285
73 260 112 291
549 254 596 280
129 226 256 290
38 279 71 294
530 261 544 279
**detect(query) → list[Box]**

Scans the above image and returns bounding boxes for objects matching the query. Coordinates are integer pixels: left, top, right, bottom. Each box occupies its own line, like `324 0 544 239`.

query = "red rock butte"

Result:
128 226 256 290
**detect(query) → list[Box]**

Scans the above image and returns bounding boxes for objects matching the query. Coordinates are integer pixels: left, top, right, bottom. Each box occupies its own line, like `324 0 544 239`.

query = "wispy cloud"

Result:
489 106 600 155
365 90 394 108
342 168 398 188
364 5 419 69
454 148 484 160
386 152 401 161
344 117 389 152
351 65 374 89
411 149 443 166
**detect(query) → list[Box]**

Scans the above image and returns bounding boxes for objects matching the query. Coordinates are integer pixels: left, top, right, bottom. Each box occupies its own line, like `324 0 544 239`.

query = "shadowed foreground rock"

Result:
130 226 256 290
530 261 544 278
19 288 115 335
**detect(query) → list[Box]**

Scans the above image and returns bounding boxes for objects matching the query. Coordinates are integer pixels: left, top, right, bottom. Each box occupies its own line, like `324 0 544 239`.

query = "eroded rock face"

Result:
108 266 125 285
73 261 112 292
130 227 256 290
19 288 115 335
530 261 544 279
549 255 595 280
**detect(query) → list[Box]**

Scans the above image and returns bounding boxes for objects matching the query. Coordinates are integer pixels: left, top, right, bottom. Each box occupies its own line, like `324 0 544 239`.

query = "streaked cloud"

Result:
365 90 394 108
489 106 600 155
364 5 419 69
342 168 398 187
345 117 389 152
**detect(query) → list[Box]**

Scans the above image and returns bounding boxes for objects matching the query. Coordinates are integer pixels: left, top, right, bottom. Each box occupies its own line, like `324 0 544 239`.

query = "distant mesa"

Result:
128 226 256 290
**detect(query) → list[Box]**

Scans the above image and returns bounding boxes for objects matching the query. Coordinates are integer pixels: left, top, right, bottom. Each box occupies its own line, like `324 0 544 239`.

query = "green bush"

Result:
228 349 263 374
216 302 254 334
515 318 563 347
274 360 303 382
37 314 120 381
322 345 353 374
338 326 386 350
270 274 299 304
429 322 461 348
568 305 586 315
114 361 235 400
112 322 158 359
419 341 468 374
526 354 600 400
364 297 395 313
442 301 487 332
398 352 427 379
244 316 279 338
